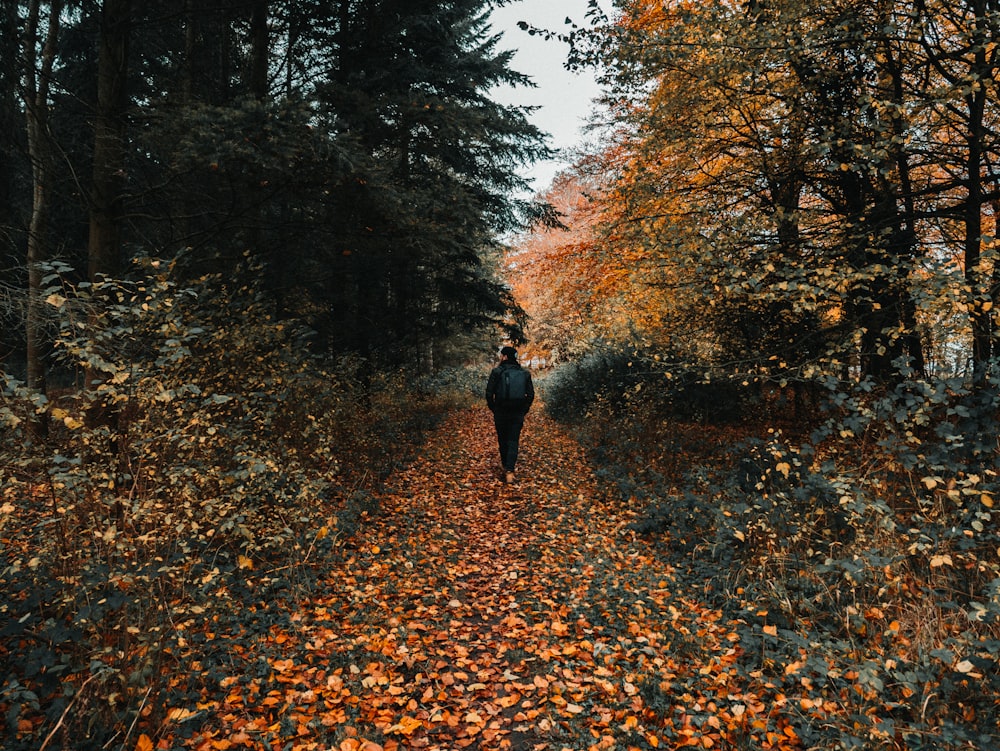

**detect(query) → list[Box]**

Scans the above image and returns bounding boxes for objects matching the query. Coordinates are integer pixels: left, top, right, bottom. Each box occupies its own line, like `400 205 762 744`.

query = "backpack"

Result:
499 366 529 402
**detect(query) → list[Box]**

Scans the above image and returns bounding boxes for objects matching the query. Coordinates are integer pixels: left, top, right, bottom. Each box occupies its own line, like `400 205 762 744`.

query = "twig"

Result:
39 671 99 751
112 685 152 750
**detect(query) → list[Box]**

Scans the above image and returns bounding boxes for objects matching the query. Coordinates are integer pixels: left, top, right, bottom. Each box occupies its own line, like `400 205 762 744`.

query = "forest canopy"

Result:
513 0 1000 394
1 0 550 386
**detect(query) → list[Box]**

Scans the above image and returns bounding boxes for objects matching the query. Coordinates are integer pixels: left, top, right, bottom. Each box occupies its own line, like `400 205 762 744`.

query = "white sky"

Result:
488 0 609 195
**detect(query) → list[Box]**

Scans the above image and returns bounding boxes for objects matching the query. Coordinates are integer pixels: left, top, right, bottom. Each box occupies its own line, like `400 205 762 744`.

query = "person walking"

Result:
485 346 535 483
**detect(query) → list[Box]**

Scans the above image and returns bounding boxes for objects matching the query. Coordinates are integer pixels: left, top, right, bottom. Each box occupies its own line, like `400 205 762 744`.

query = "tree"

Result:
911 0 1000 382
311 0 550 363
563 0 948 386
2 0 552 382
23 0 63 433
0 1 26 364
87 0 131 283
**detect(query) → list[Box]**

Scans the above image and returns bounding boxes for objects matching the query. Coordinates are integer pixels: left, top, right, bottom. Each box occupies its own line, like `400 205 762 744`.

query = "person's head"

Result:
500 345 517 363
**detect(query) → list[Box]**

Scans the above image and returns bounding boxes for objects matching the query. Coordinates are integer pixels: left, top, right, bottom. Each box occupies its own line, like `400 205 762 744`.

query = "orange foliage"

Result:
507 160 677 360
113 408 811 750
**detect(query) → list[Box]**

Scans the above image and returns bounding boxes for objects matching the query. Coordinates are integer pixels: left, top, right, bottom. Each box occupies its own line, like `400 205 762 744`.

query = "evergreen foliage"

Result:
2 0 546 376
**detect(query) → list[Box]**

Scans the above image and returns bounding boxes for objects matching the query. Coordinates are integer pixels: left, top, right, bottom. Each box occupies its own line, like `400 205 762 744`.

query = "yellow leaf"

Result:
166 707 198 723
929 554 953 568
922 477 938 490
982 493 994 508
237 555 254 570
762 624 778 636
775 462 791 478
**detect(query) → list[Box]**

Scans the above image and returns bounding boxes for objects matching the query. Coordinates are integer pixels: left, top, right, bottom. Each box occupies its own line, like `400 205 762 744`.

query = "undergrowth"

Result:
547 350 1000 750
0 263 462 750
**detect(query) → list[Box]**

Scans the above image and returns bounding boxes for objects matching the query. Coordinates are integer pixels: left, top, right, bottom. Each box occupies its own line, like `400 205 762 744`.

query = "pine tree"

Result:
314 0 549 363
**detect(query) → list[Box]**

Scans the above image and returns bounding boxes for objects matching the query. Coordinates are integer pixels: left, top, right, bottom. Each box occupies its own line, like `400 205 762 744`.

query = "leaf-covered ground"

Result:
155 407 803 751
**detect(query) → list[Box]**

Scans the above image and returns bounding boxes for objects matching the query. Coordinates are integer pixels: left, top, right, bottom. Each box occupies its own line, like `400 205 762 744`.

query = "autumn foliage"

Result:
0 405 847 750
6 0 1000 749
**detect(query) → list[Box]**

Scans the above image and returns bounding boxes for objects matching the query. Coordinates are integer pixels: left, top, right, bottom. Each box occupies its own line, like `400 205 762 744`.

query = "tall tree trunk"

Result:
87 0 131 283
249 0 268 102
85 0 131 444
249 0 268 254
23 0 62 441
182 0 197 102
963 1 990 384
0 1 17 240
880 23 925 378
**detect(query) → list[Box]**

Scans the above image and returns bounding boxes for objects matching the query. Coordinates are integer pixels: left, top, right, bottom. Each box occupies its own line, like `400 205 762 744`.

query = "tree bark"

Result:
87 0 131 283
249 0 268 102
23 0 62 441
962 0 991 384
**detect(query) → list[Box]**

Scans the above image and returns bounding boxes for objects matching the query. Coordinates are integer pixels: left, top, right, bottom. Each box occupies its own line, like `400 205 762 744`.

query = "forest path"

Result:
188 407 750 751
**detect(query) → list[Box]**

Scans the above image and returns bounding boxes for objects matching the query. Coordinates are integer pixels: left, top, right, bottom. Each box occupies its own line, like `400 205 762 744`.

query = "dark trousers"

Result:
493 411 525 472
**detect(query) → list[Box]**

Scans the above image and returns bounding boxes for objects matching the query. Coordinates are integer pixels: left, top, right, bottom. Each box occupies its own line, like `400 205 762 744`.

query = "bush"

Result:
0 264 456 749
572 367 1000 750
543 341 764 425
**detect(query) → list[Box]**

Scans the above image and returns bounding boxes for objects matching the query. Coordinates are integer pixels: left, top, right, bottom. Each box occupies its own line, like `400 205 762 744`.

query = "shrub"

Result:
0 263 455 749
570 366 1000 750
543 341 764 425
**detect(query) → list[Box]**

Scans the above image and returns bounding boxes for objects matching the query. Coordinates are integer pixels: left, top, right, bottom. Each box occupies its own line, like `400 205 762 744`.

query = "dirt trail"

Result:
189 407 739 751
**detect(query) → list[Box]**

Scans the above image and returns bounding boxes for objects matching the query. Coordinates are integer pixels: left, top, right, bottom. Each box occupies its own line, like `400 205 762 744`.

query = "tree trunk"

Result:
0 1 17 235
87 0 131 283
249 0 268 102
23 0 63 441
182 0 197 102
963 3 990 384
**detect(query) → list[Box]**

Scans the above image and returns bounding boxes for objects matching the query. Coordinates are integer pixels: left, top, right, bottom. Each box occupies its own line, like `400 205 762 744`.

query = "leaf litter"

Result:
154 407 805 751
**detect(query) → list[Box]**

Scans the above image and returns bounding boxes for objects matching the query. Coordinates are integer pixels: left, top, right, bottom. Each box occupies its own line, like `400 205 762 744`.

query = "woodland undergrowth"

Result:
557 353 1000 751
2 267 999 750
0 267 460 750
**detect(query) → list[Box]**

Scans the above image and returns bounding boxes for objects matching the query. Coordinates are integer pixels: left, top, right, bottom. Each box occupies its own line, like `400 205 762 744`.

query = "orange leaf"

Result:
388 716 423 736
498 692 521 708
136 735 154 751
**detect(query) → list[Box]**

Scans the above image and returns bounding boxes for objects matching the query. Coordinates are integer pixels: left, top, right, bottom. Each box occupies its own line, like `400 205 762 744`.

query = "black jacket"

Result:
486 362 534 414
